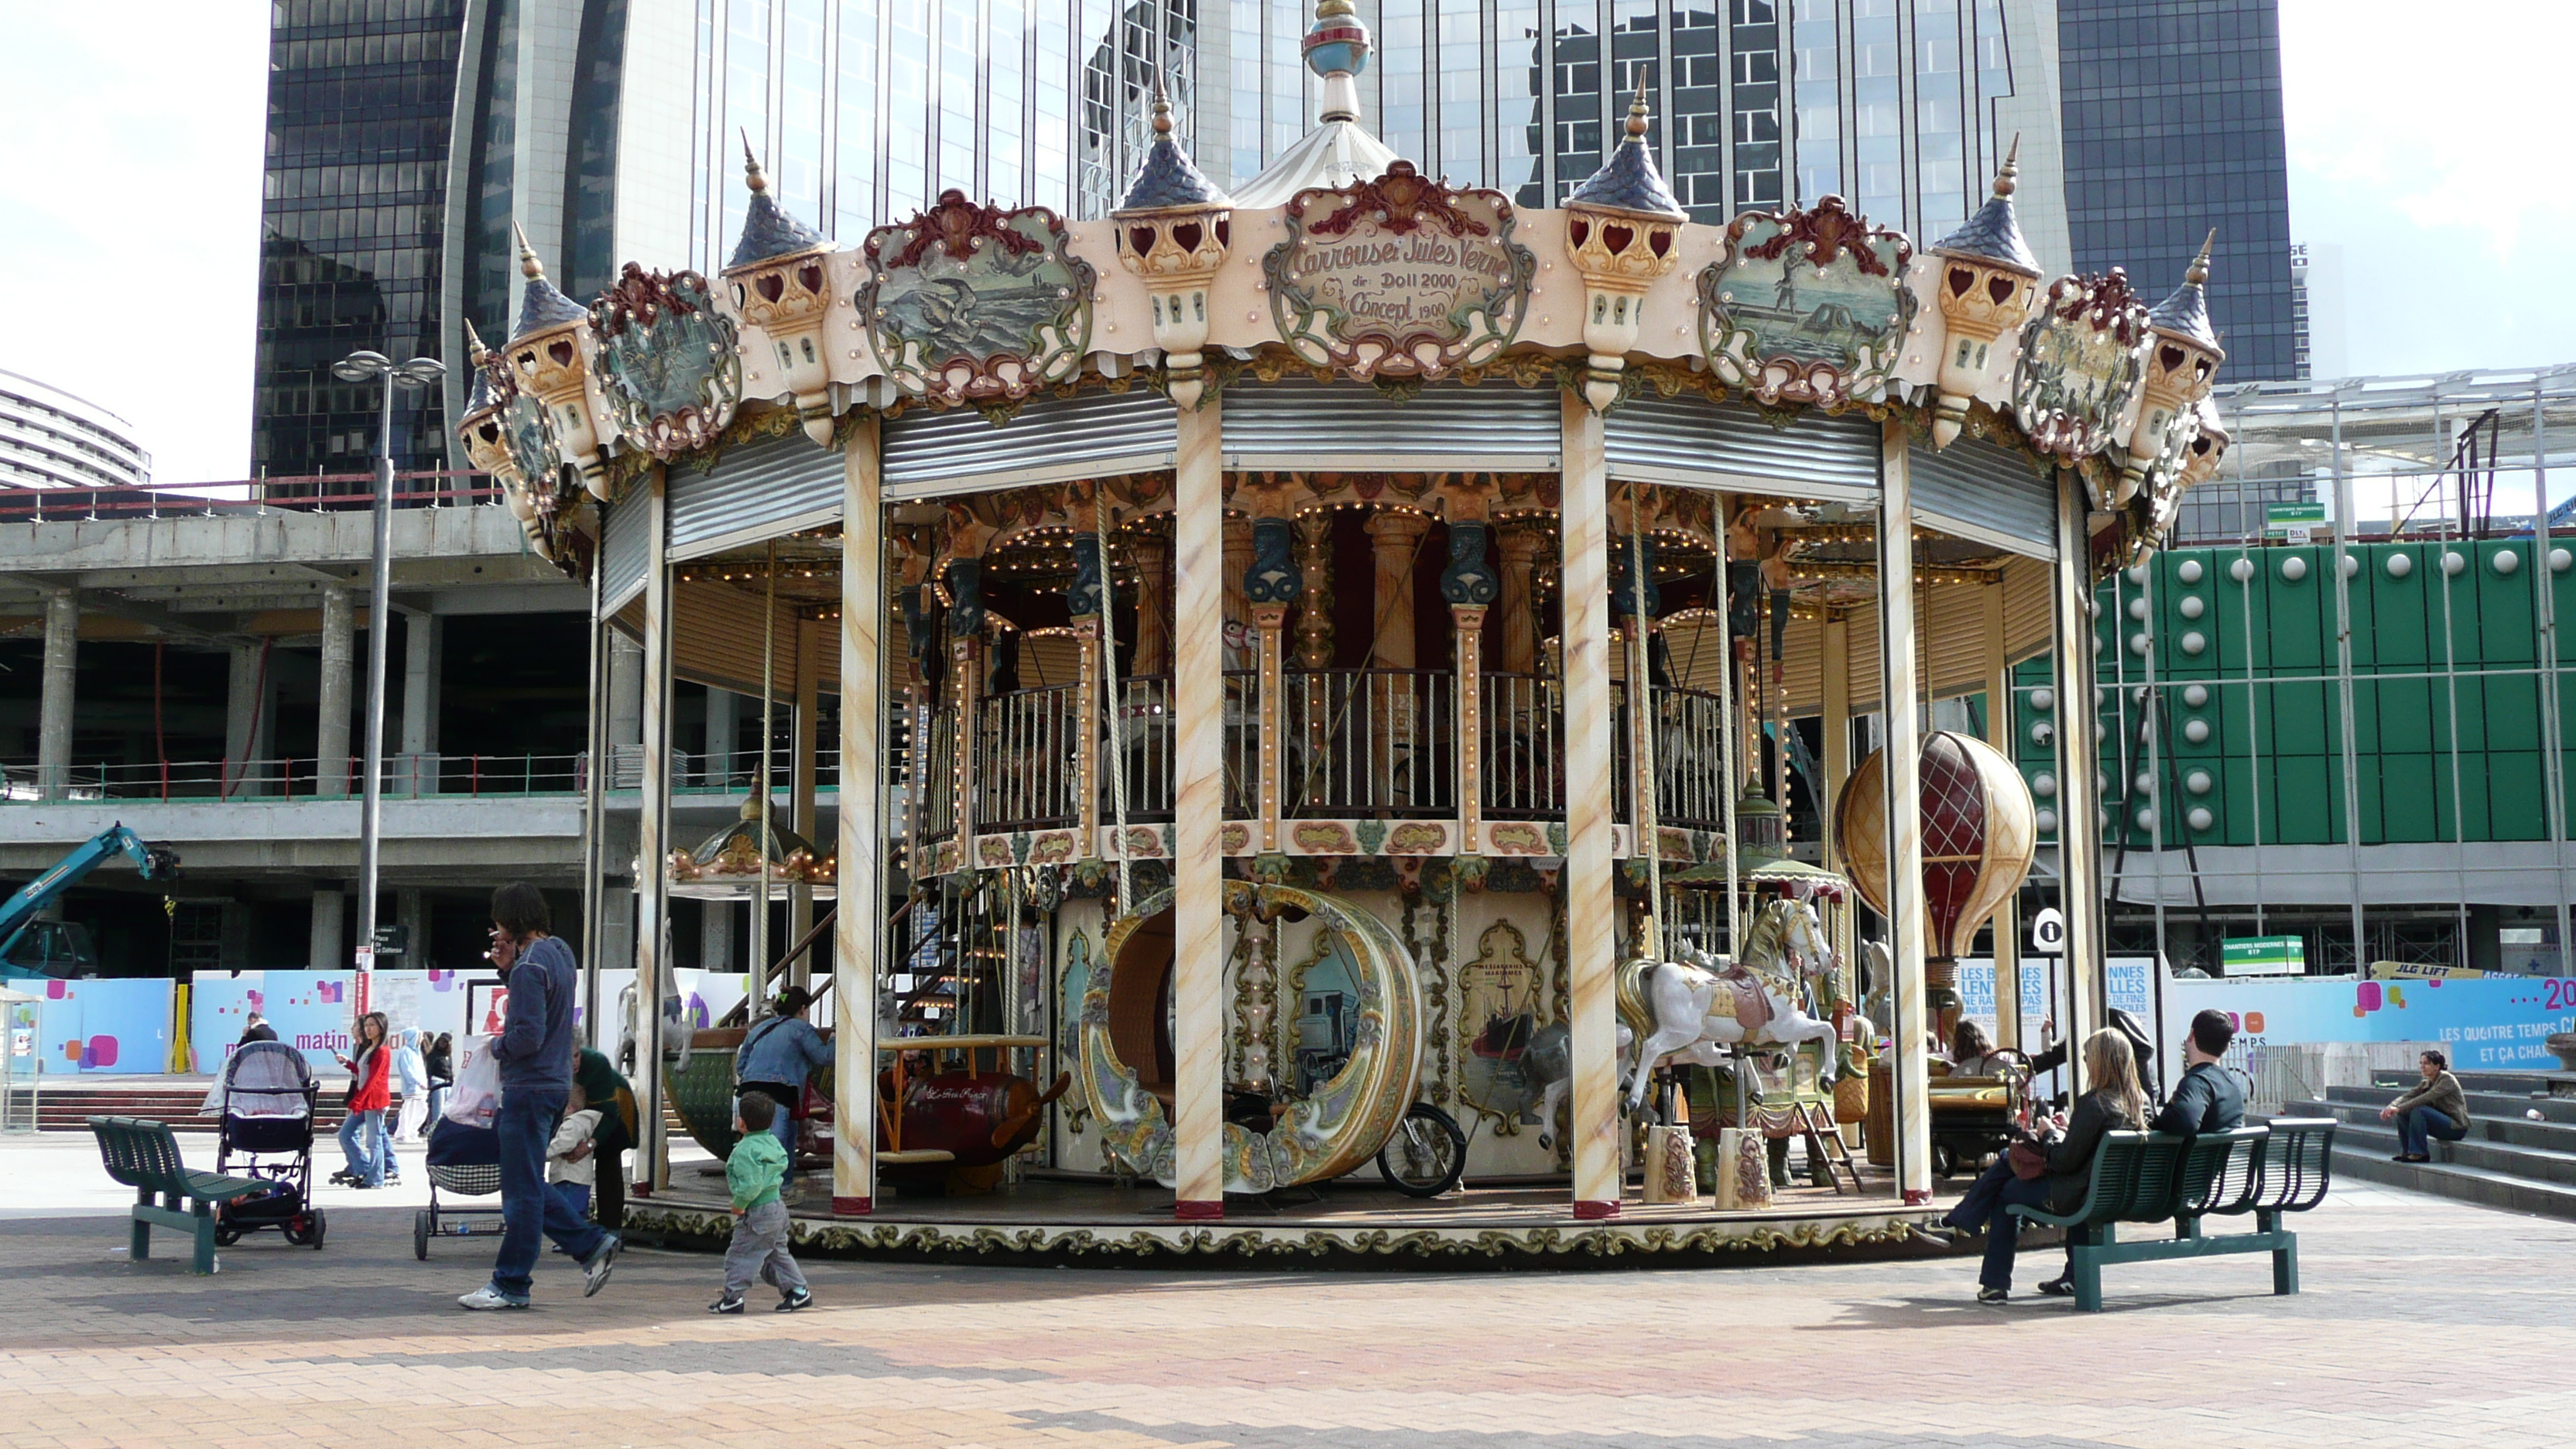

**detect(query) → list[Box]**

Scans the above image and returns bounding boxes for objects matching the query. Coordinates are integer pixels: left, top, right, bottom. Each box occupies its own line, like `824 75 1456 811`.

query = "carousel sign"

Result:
1698 197 1913 408
859 190 1095 406
1264 161 1535 379
2011 269 2150 462
588 263 742 457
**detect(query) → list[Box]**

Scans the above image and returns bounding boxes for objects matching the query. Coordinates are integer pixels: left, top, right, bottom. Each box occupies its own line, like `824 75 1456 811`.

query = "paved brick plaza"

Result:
1 1177 2567 1449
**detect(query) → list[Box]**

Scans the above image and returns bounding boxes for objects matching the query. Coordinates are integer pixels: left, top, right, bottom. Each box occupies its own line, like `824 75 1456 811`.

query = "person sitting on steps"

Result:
2379 1048 2469 1163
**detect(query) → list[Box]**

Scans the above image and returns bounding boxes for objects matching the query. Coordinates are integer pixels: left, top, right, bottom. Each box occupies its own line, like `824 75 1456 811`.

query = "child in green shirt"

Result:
712 1093 812 1313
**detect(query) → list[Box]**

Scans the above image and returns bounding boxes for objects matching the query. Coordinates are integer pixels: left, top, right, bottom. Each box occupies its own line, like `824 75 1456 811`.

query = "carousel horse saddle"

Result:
1717 973 1774 1035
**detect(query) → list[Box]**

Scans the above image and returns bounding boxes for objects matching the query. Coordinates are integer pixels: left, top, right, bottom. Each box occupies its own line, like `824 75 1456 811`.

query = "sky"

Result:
0 2 2571 488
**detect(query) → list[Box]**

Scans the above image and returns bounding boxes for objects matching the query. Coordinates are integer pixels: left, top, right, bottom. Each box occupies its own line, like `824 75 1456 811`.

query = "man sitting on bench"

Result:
2154 1010 2245 1138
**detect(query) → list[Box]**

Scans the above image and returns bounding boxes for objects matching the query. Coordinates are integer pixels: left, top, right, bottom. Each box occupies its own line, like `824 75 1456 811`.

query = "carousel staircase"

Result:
2283 1069 2576 1221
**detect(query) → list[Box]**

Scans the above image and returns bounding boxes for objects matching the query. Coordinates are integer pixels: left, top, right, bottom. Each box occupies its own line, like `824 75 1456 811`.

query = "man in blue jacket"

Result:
459 882 621 1310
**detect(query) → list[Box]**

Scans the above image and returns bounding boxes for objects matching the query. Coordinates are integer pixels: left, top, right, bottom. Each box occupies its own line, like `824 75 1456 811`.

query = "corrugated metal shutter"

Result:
1605 394 1882 498
882 388 1177 498
668 433 845 560
1221 379 1560 466
1909 436 2057 559
599 493 649 614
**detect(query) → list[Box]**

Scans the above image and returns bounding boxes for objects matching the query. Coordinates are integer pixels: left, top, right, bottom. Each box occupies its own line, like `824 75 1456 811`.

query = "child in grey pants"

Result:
712 1092 812 1313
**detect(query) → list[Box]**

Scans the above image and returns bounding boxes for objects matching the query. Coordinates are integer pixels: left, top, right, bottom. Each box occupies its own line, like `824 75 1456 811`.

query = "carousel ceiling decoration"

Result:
859 190 1095 407
1698 196 1914 409
589 262 742 459
2010 267 2151 473
1262 159 1536 380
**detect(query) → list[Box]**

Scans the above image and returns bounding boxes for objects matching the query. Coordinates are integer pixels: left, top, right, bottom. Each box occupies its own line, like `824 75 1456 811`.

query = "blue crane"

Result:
0 825 180 981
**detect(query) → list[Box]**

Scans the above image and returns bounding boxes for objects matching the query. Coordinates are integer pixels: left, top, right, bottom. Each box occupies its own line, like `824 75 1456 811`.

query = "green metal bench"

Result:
88 1115 270 1275
2006 1119 2335 1311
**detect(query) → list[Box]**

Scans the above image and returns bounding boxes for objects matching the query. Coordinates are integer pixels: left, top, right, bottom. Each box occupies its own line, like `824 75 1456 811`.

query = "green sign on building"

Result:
2263 500 2328 543
2221 935 2306 977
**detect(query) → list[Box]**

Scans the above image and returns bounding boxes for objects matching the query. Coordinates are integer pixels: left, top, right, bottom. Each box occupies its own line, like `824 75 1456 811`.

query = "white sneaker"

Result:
458 1284 529 1310
581 1234 622 1297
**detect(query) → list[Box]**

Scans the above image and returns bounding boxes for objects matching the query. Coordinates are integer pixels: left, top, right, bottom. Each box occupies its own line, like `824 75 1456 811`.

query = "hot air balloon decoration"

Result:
1831 731 2038 1038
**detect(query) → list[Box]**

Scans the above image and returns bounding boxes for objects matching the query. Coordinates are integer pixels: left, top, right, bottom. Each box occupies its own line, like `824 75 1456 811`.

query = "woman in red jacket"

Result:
333 1011 394 1188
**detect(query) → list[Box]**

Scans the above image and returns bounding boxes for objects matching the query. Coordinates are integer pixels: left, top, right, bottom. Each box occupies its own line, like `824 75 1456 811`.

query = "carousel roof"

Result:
1234 0 1398 208
512 227 589 336
1930 139 2040 276
1565 87 1684 219
728 141 830 269
2146 231 2224 353
1121 89 1231 212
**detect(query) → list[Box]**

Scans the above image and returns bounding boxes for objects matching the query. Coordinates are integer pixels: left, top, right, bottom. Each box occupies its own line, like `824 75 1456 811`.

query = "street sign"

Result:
371 923 406 957
2029 907 2067 956
2263 500 2328 545
2220 934 2304 976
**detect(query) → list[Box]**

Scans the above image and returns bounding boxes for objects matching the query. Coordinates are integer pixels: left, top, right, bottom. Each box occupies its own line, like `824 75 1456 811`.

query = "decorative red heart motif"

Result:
796 263 824 294
1948 266 1975 298
1987 274 2016 305
1602 224 1635 254
1129 226 1156 256
1567 217 1591 248
1173 222 1203 252
755 273 785 303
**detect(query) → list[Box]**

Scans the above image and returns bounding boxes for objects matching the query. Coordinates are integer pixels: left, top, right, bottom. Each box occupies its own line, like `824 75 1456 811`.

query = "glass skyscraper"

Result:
253 0 468 486
2058 0 2298 382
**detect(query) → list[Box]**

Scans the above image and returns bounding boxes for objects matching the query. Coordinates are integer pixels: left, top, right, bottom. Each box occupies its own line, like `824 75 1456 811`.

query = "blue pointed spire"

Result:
2146 231 2223 354
727 135 829 270
512 225 588 337
1567 80 1685 219
1931 137 2040 276
1120 84 1231 212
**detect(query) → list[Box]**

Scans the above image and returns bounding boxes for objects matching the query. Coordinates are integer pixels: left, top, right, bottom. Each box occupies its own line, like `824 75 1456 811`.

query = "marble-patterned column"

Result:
1559 392 1621 1219
634 471 673 1194
1441 504 1497 856
2053 467 2106 1053
1170 400 1227 1220
1067 517 1106 856
1366 509 1433 804
1876 422 1933 1204
1982 580 2023 1052
834 416 885 1216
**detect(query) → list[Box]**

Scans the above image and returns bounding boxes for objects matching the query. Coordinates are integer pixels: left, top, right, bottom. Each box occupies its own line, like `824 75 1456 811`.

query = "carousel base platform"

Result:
619 1164 1941 1271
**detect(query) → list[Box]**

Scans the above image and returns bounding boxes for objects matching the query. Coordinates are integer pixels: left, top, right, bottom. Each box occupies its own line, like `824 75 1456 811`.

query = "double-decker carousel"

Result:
461 6 2228 1262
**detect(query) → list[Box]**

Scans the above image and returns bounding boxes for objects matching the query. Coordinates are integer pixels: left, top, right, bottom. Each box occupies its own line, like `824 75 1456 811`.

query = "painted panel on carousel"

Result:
589 264 743 458
501 378 563 497
1697 197 1913 408
859 190 1095 406
1455 920 1553 1136
2009 269 2150 464
1262 159 1536 379
1081 882 1420 1194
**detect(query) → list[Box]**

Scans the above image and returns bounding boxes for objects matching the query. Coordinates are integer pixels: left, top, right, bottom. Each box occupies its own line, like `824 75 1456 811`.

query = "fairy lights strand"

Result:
1094 502 1133 916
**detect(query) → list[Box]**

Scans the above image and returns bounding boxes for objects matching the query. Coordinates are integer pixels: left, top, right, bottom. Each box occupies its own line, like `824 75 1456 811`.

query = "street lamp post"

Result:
331 349 444 1009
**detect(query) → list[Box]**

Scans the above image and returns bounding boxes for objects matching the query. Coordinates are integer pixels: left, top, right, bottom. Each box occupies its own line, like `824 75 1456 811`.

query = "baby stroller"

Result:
211 1040 328 1249
416 1115 505 1260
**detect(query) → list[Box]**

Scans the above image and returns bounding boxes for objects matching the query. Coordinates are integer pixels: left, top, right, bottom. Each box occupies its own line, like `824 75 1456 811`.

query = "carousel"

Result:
461 2 2228 1261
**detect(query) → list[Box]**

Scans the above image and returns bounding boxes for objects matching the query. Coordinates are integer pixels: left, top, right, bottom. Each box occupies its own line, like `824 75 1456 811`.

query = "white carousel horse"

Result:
1617 897 1842 1114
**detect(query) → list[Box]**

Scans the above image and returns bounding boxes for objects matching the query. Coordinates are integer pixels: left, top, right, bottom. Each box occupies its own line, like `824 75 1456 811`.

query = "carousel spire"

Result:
727 131 829 271
2145 228 2224 354
1565 74 1685 219
1923 136 2045 447
1930 135 2040 277
1119 78 1232 211
460 318 498 414
509 223 588 337
1231 0 1396 207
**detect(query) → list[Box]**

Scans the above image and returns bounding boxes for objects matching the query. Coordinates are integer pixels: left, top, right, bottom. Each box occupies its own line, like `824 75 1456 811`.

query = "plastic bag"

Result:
442 1034 503 1129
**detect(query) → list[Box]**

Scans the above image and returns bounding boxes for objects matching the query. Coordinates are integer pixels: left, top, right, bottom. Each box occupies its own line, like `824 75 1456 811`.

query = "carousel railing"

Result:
919 706 959 842
1280 668 1455 818
1107 676 1175 822
1653 684 1734 834
974 683 1082 831
1480 673 1562 819
1224 669 1259 819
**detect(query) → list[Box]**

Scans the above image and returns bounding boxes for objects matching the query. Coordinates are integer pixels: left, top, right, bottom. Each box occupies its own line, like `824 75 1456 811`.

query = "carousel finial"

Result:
741 129 769 194
2187 228 2216 286
463 317 488 365
1625 71 1651 139
1992 134 2020 197
1151 77 1173 136
513 221 543 280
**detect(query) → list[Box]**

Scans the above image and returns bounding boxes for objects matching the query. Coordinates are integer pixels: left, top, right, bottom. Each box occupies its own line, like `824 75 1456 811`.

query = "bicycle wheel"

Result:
1375 1103 1468 1198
